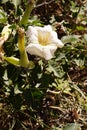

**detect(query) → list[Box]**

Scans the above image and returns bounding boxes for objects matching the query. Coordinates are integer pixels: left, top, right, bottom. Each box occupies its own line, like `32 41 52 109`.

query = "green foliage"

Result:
2 0 21 7
0 0 87 129
63 123 81 130
0 9 7 23
52 123 81 130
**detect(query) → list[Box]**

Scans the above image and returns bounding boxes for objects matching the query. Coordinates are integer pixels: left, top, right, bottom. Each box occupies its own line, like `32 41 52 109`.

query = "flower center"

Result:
38 31 50 46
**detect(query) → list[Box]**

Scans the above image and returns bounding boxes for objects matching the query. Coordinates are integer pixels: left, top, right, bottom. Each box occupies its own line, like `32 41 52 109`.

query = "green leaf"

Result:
61 35 80 44
83 34 87 43
76 26 85 31
14 85 22 94
3 70 9 85
3 56 20 67
2 0 9 3
28 61 35 69
74 58 84 67
52 126 63 130
46 65 59 77
71 84 87 100
56 53 65 61
0 9 7 23
63 123 81 130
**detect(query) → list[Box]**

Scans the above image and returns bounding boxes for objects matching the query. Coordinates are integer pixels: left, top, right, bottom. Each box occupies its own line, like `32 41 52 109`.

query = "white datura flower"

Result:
0 24 12 61
1 24 12 41
26 25 64 60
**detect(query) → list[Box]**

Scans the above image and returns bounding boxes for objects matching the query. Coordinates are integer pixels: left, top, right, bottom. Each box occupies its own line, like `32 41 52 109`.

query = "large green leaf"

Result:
61 35 80 44
63 123 81 130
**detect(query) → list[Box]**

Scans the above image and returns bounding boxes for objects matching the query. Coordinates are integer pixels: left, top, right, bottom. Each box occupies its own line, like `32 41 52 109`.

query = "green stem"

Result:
20 0 35 26
18 28 29 68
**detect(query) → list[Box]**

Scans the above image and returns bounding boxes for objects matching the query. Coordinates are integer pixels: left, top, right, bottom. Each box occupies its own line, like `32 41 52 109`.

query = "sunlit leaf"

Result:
2 0 9 3
0 9 7 23
52 126 63 130
56 53 65 61
14 85 22 94
70 83 87 100
63 123 81 130
76 26 85 31
61 35 80 44
3 70 9 85
46 65 59 77
83 34 87 43
4 56 20 66
74 58 84 67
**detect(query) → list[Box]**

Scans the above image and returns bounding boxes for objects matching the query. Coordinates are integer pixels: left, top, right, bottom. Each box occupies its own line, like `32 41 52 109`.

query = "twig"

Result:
47 89 60 95
49 106 64 113
82 0 87 4
35 0 55 8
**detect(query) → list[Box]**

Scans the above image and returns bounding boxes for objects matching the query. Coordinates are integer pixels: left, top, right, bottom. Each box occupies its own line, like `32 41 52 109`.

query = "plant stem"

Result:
20 0 35 26
18 28 29 68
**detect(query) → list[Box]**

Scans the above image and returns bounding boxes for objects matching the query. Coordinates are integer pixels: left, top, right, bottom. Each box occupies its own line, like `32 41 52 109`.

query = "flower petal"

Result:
35 25 52 32
26 44 44 58
26 25 64 60
26 26 38 43
55 39 64 48
44 25 52 31
49 31 64 48
26 43 57 60
42 45 57 60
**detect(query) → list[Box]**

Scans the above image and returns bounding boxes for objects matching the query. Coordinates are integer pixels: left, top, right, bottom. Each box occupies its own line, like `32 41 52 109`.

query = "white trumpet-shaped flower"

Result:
26 25 64 60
